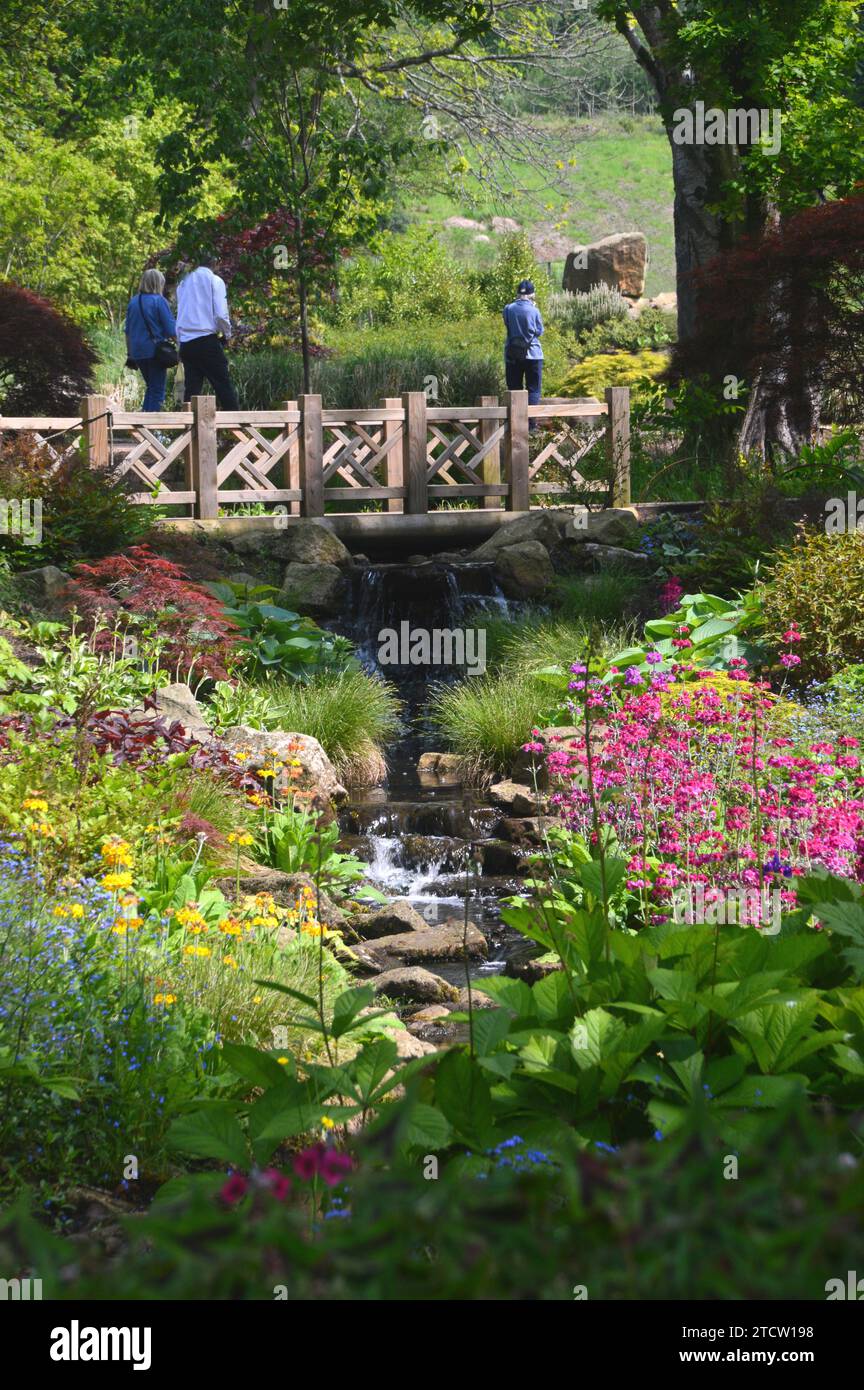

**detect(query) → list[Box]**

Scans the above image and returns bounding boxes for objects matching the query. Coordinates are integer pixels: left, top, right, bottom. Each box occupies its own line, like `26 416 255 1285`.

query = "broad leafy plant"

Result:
208 581 356 682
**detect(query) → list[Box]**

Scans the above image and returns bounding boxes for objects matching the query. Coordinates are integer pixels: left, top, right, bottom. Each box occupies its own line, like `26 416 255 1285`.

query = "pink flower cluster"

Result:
544 669 864 921
293 1143 354 1186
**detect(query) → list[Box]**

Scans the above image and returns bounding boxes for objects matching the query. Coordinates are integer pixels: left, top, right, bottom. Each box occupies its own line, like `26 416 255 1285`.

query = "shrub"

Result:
0 435 154 571
63 546 240 684
471 232 549 315
546 285 630 335
571 306 676 359
759 529 864 682
554 350 668 401
334 228 482 328
0 282 96 414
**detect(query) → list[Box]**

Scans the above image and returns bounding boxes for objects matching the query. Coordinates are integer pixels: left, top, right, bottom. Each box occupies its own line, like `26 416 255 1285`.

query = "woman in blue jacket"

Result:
124 269 177 411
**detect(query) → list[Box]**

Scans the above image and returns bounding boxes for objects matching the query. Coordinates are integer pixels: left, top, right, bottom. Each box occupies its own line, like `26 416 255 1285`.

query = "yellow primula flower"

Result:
183 944 211 958
227 831 254 846
21 796 48 813
321 1116 335 1131
101 871 134 892
100 837 134 869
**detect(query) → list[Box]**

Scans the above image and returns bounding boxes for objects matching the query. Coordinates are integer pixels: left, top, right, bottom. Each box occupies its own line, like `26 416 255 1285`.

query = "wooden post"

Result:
504 390 530 511
381 396 403 514
478 394 501 509
281 400 300 516
299 393 324 517
402 391 428 515
606 386 631 507
180 399 194 517
80 395 110 469
191 395 218 519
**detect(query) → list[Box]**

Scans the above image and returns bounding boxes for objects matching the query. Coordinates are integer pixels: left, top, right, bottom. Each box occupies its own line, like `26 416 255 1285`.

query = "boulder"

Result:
371 967 459 1005
566 507 640 548
354 898 428 939
505 956 563 984
489 781 544 816
497 815 559 846
473 510 565 559
563 232 648 298
444 215 486 231
11 564 68 605
152 683 211 735
213 868 345 930
279 562 345 619
221 726 347 802
389 1028 438 1059
227 520 351 568
650 291 677 315
494 540 554 599
491 216 521 234
568 543 649 575
480 839 523 876
417 751 464 779
354 919 487 970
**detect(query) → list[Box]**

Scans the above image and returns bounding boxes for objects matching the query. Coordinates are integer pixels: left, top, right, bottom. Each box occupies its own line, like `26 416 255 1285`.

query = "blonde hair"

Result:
138 268 165 295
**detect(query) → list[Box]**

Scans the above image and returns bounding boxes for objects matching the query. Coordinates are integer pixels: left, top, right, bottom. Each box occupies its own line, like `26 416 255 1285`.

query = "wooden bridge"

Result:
0 387 631 518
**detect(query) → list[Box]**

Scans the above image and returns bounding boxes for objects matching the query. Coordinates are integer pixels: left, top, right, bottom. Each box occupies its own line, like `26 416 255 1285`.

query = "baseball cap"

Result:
517 279 535 294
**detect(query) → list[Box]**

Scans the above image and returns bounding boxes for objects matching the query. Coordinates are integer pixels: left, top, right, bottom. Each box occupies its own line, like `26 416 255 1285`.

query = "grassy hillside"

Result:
404 115 675 298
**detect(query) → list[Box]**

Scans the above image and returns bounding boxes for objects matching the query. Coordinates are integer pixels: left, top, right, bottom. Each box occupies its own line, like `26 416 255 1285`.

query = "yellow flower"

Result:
52 905 69 918
277 1057 289 1065
222 955 238 969
227 831 254 846
252 995 263 1004
144 823 158 833
101 871 134 892
183 944 211 958
218 917 243 937
321 1115 335 1131
100 836 134 869
21 796 48 813
176 905 208 932
69 903 85 919
154 992 177 1006
258 766 276 780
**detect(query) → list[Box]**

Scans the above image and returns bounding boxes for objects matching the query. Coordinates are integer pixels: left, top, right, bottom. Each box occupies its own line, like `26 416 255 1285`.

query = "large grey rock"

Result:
227 520 351 568
354 920 488 970
372 967 459 1005
279 562 345 619
221 726 347 802
12 564 68 604
212 868 345 930
489 781 544 816
473 511 565 560
355 899 428 939
152 683 210 734
493 540 554 599
563 232 648 298
569 543 649 575
566 507 640 548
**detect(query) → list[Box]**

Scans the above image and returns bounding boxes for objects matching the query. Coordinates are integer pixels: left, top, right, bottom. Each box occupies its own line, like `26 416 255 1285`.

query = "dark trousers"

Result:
505 357 543 430
137 357 167 412
180 334 239 409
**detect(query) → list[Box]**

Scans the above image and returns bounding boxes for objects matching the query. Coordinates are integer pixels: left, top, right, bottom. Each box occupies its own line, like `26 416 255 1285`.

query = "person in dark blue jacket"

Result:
503 279 544 428
124 269 177 411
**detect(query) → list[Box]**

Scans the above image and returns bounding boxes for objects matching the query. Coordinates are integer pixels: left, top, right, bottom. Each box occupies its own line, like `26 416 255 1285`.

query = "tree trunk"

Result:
667 139 731 343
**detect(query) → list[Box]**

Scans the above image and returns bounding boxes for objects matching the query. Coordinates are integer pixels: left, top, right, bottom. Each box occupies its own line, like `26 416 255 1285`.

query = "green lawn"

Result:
404 115 675 298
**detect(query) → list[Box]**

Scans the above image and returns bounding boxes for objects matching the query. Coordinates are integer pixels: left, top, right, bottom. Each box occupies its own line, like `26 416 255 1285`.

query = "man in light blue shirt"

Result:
503 279 544 428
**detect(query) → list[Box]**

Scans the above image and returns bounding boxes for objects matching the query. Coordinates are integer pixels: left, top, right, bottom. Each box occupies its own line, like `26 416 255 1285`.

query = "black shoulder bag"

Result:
136 295 179 368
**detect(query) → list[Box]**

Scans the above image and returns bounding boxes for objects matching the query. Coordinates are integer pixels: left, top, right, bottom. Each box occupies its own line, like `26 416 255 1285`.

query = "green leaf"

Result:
221 1041 292 1090
404 1102 453 1150
168 1108 248 1167
434 1051 493 1144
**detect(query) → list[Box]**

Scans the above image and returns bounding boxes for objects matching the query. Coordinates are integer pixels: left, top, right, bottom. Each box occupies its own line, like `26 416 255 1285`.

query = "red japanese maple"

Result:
63 545 239 682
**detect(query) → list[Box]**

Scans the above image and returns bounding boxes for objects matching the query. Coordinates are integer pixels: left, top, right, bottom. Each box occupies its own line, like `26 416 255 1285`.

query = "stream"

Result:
333 560 536 984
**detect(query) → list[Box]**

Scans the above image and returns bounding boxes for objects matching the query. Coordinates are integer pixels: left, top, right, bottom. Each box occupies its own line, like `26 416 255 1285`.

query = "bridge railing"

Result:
0 387 630 517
